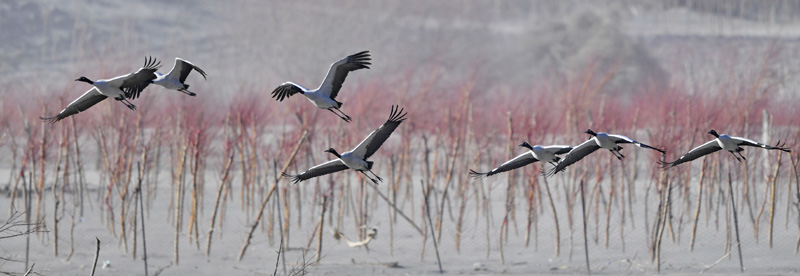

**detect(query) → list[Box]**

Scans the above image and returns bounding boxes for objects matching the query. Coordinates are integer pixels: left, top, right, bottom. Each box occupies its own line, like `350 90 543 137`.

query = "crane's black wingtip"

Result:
468 169 489 179
656 160 675 170
353 50 371 57
281 172 303 184
388 105 408 123
544 167 561 178
773 140 792 153
40 116 59 124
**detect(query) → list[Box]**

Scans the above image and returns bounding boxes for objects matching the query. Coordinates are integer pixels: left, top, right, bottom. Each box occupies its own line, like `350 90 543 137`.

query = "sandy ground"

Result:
1 164 799 276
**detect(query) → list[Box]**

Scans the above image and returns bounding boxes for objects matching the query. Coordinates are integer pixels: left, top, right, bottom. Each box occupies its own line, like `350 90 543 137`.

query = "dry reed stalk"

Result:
421 181 444 274
524 172 535 248
356 177 363 242
2 126 17 198
248 125 259 220
206 152 234 256
90 238 100 276
238 130 307 261
315 196 327 264
368 183 424 235
137 162 149 276
388 156 397 255
504 112 513 242
768 152 782 247
754 154 781 241
147 127 164 213
302 218 320 255
173 142 189 265
542 175 560 256
118 142 132 253
742 151 754 225
131 150 147 260
652 164 669 272
580 180 591 275
97 129 116 233
790 153 800 253
236 114 247 213
282 185 291 250
605 166 615 249
118 116 142 253
8 137 26 214
35 109 49 233
436 136 459 241
188 121 208 250
24 172 31 270
9 152 30 217
51 126 67 257
728 172 744 272
66 195 77 262
690 158 708 250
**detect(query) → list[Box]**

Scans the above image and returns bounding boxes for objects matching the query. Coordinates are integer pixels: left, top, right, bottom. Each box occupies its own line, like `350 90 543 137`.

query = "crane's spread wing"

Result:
319 50 371 99
469 151 538 178
282 159 349 184
165 58 207 83
116 56 161 100
607 134 665 154
351 105 407 159
659 140 722 168
543 145 573 155
732 136 791 152
271 82 306 102
546 139 601 177
41 88 107 123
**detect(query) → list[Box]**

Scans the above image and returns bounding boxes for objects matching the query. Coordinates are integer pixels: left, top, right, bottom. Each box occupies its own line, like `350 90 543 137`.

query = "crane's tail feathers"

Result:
280 172 303 184
468 169 489 178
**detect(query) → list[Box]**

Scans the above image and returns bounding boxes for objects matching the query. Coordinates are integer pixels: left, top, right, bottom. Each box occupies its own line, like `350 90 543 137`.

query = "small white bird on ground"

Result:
659 129 790 168
270 50 371 122
331 227 378 248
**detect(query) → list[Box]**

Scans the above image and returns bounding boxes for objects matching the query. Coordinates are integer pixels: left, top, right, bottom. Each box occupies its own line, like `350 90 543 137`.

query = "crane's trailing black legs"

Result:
178 89 197 96
609 149 624 160
730 151 742 162
360 171 379 184
328 108 351 122
116 97 137 111
368 170 383 182
336 108 352 122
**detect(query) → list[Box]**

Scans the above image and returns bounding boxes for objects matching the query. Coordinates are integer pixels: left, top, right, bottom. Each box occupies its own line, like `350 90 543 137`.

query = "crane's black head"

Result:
324 148 341 158
584 129 597 136
75 76 93 84
519 142 534 150
708 130 720 138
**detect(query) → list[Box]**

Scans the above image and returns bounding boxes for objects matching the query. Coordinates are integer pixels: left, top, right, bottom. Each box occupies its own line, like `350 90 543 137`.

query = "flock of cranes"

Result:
41 51 792 184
